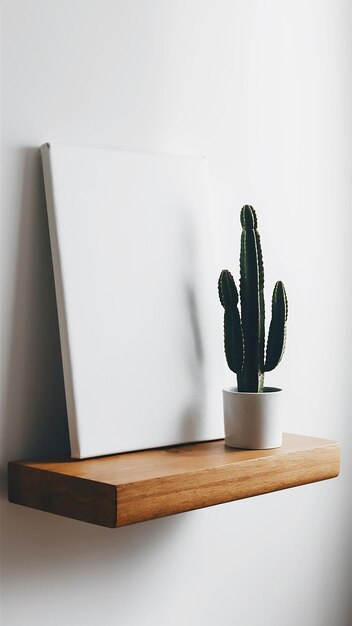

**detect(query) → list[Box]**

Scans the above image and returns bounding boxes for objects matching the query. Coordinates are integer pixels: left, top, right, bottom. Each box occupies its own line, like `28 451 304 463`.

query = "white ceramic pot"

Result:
223 387 283 449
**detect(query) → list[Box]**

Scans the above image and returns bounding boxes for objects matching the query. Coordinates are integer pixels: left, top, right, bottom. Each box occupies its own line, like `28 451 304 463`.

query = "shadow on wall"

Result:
0 147 188 594
1 147 70 486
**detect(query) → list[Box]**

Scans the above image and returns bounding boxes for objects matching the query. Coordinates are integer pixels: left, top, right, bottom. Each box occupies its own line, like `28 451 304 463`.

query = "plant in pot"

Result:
218 205 288 449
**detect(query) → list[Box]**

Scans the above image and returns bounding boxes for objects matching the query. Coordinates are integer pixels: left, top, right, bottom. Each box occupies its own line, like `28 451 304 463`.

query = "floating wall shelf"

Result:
8 433 340 528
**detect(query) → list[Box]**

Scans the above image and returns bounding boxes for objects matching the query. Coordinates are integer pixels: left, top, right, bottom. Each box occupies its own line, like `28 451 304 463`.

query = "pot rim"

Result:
223 386 282 395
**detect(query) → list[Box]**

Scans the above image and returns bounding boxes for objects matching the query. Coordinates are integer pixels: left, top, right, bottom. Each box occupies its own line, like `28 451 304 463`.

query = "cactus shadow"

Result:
178 282 206 442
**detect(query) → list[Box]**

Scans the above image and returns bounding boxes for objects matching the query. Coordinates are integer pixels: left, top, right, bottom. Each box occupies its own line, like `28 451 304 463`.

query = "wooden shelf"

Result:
8 433 340 528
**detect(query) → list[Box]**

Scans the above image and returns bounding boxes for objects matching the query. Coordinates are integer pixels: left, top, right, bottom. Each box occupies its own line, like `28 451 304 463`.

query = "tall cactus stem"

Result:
239 205 265 392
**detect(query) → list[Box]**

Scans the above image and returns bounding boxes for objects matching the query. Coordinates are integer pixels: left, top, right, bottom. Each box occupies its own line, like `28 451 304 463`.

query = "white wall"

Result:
1 1 351 624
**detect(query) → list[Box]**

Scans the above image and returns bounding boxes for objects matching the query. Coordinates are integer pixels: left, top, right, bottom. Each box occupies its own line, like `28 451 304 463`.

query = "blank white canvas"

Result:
41 144 223 458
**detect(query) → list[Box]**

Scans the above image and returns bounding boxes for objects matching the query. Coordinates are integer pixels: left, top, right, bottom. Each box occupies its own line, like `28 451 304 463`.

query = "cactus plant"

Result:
218 205 288 392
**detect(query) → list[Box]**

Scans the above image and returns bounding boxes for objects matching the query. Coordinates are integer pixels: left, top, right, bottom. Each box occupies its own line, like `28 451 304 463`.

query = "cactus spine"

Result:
218 205 288 392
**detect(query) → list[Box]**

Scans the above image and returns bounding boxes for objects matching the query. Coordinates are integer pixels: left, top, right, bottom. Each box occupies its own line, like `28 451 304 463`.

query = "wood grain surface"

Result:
8 433 340 528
